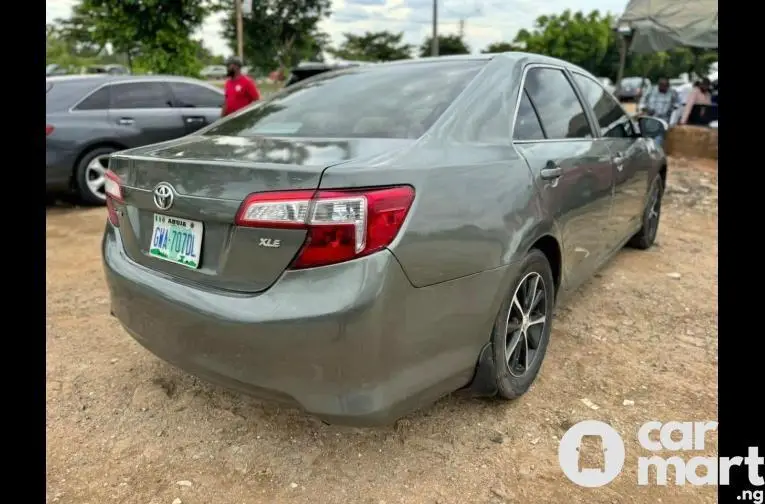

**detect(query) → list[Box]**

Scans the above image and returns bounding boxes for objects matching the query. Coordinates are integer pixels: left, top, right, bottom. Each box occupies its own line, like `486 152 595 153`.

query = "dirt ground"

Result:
46 158 718 504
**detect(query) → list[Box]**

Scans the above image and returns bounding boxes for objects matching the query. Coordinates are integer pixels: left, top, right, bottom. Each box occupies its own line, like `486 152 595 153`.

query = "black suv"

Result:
285 61 367 87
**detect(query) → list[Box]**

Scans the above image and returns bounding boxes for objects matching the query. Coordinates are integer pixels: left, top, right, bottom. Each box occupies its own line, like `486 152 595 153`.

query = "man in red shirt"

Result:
221 56 260 117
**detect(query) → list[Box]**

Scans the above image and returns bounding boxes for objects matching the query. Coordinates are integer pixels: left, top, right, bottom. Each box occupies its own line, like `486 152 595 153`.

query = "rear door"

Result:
107 81 187 146
571 72 651 248
512 65 615 290
167 81 225 134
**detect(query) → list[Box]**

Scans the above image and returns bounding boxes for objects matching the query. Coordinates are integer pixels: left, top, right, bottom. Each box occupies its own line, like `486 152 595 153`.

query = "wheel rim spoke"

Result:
512 294 523 317
85 155 110 199
505 271 548 378
87 176 105 192
529 289 544 313
506 330 523 364
528 315 545 327
524 275 539 310
527 325 542 349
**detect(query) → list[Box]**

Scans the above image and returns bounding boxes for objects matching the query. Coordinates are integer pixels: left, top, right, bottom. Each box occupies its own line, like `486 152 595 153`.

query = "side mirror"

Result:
638 116 668 137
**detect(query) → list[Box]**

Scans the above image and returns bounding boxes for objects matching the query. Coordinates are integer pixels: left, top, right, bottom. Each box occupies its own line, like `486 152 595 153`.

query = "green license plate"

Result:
149 214 203 269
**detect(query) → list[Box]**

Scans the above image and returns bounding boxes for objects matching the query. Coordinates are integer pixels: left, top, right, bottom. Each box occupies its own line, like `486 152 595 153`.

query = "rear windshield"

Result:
46 79 100 112
204 60 485 139
622 78 645 86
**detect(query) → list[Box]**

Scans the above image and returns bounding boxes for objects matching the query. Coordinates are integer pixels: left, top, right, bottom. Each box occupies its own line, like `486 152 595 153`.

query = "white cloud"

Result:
46 0 628 57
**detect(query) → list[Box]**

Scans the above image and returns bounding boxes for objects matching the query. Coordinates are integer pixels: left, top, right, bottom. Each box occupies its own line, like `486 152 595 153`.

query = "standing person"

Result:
221 56 260 117
638 77 679 148
679 78 712 125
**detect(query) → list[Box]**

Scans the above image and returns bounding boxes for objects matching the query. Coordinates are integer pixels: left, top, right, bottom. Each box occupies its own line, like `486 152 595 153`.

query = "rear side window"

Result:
204 61 485 139
109 82 172 109
513 90 545 141
75 86 110 111
524 68 593 140
169 82 223 108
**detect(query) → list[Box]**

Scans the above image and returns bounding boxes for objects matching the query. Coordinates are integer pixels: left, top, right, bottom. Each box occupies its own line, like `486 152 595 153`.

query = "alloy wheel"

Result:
646 180 662 241
505 272 548 378
85 154 110 201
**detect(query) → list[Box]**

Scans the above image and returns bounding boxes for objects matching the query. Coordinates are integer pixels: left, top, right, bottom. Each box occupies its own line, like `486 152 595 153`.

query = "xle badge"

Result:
259 238 281 248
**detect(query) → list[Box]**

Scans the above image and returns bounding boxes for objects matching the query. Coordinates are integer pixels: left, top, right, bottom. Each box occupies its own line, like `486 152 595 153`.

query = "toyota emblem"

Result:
153 182 175 210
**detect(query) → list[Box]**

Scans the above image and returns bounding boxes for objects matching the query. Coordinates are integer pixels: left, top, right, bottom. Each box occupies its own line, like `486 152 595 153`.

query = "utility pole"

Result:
431 0 438 56
235 0 244 61
458 19 465 38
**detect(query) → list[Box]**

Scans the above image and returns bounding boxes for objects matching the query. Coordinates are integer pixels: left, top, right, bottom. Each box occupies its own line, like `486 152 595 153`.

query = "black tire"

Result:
491 249 555 400
628 174 664 250
74 146 116 205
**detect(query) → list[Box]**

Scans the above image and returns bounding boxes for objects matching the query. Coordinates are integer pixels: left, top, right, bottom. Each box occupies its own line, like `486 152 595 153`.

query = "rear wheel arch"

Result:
529 235 562 299
71 141 128 182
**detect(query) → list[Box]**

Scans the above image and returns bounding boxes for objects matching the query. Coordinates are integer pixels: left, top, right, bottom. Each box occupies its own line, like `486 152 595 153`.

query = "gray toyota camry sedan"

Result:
102 53 668 426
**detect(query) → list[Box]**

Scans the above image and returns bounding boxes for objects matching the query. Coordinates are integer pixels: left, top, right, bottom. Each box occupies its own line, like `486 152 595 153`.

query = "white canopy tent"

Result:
617 0 718 54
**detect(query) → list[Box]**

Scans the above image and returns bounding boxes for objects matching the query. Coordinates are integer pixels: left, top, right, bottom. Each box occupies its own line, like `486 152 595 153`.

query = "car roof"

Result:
345 52 591 72
46 74 216 86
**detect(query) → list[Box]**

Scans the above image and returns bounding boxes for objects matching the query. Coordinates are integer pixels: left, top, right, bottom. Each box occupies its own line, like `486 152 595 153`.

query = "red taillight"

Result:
46 124 55 136
235 186 415 269
104 170 123 226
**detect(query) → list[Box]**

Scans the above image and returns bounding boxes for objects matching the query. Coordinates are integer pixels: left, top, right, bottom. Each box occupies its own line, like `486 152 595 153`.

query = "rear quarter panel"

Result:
318 56 556 288
47 110 117 153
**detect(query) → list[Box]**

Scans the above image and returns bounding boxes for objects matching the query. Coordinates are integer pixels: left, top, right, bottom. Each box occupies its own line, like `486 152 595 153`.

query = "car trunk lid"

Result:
108 134 412 293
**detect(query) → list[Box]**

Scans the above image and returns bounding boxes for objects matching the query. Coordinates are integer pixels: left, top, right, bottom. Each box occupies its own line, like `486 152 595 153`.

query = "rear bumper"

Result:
46 146 76 190
102 224 510 426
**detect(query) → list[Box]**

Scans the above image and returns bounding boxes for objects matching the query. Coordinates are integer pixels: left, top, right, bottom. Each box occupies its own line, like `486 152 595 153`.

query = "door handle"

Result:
612 152 625 171
540 162 563 180
117 117 134 126
185 117 205 124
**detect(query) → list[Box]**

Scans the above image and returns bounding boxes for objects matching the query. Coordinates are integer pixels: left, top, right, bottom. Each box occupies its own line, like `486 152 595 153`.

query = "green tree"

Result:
508 9 718 82
419 35 470 57
482 41 522 54
57 0 218 76
194 39 225 66
329 31 413 62
221 0 332 74
513 10 617 78
46 23 100 71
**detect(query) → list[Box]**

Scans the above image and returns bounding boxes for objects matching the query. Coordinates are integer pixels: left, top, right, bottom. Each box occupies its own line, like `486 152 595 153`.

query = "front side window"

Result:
109 82 172 109
573 73 636 138
169 82 223 108
203 61 485 139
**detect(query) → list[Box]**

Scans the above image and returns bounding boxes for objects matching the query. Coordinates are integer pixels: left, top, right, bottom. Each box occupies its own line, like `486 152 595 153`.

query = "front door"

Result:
167 81 225 135
514 67 615 290
570 73 651 248
107 81 187 147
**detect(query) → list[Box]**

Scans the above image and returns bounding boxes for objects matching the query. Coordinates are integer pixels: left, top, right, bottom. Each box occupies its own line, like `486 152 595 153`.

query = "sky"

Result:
46 0 628 57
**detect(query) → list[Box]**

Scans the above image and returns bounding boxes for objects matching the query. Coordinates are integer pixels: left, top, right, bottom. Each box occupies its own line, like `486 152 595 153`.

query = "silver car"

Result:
103 54 668 426
46 75 224 204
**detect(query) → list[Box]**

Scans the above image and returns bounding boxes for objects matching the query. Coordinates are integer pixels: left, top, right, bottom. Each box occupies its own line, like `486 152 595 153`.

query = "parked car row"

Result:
46 74 224 204
46 63 131 77
200 64 254 80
